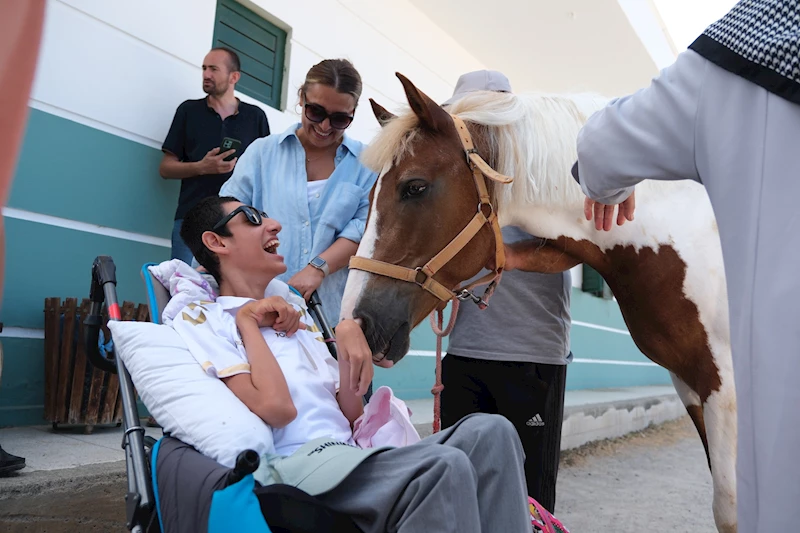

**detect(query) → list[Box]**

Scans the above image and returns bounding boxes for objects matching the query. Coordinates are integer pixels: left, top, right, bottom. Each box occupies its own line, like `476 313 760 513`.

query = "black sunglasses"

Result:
213 205 268 232
304 102 354 130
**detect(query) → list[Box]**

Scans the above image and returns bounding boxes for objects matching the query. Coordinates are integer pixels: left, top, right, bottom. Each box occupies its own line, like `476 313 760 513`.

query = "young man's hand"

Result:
334 319 374 397
235 297 306 336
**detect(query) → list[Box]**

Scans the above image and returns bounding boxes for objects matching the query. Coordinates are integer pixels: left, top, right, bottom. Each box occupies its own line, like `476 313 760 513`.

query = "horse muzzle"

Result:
353 290 414 365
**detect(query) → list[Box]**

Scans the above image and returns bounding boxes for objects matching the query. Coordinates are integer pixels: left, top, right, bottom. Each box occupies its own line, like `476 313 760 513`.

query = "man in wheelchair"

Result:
163 195 532 533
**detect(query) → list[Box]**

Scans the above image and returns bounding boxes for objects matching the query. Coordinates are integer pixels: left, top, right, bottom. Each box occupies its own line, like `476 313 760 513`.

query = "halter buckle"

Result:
456 288 487 308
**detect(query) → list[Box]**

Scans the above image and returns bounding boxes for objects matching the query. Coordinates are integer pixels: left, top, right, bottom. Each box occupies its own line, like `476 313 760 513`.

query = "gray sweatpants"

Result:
316 413 531 533
577 49 800 532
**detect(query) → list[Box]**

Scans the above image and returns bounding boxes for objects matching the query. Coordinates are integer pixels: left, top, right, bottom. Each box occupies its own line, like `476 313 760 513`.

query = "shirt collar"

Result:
205 96 241 117
278 123 362 157
216 295 254 311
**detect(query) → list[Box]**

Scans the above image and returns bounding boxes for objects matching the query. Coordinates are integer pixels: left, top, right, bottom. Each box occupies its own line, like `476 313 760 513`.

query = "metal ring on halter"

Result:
413 267 430 287
121 425 145 449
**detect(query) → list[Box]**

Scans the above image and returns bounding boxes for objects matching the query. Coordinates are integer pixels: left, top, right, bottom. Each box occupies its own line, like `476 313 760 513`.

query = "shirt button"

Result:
304 221 310 226
303 249 309 254
315 193 320 198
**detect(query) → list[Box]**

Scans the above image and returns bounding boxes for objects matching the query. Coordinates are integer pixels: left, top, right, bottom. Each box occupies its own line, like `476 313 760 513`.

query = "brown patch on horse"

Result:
685 404 711 469
534 237 723 403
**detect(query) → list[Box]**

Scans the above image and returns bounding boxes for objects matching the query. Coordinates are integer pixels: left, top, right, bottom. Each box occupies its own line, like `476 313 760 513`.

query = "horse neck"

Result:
496 178 719 283
497 197 634 279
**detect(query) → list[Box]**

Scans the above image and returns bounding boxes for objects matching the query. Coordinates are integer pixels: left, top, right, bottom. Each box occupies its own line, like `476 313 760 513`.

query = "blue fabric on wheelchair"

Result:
209 474 271 533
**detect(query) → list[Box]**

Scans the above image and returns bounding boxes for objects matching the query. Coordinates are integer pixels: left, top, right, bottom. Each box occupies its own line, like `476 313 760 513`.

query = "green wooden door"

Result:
213 0 287 109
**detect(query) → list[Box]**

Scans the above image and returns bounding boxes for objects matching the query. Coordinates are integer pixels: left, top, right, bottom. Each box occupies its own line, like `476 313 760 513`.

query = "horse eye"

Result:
402 180 428 200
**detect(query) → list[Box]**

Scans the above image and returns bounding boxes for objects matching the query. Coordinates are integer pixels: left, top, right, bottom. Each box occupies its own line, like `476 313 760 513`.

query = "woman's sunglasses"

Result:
213 205 268 232
304 102 354 130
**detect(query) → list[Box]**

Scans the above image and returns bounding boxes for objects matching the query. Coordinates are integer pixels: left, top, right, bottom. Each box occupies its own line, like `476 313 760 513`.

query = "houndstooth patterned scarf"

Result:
690 0 800 103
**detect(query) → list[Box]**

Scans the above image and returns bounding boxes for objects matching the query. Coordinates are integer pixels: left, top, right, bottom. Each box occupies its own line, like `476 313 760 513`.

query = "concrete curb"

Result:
0 460 127 500
412 392 684 446
561 393 684 450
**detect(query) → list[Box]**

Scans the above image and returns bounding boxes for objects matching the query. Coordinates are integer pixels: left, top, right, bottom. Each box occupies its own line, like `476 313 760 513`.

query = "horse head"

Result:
341 73 508 366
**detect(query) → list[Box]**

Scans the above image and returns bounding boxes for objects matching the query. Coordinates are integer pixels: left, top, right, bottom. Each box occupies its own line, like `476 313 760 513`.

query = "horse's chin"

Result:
368 321 411 367
383 322 411 364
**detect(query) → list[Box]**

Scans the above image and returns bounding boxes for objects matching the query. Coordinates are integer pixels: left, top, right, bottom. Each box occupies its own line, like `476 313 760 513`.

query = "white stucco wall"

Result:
31 0 487 150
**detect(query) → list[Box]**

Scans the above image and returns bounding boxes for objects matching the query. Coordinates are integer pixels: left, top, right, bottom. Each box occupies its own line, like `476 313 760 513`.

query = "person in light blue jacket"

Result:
221 59 377 325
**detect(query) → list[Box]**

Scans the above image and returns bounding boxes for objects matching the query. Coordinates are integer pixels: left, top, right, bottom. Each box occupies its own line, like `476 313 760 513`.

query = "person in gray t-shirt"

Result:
440 71 572 513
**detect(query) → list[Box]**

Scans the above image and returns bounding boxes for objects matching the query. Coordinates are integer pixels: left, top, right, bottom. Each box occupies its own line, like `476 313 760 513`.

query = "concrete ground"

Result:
558 416 715 532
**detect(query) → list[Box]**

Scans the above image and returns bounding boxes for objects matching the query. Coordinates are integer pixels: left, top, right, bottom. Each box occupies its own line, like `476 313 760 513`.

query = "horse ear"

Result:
370 98 396 127
396 72 451 131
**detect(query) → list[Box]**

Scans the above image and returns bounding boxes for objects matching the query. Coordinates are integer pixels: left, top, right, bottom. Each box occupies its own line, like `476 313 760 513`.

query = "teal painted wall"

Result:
0 109 670 426
0 109 174 426
9 109 177 237
0 338 44 427
373 356 669 400
373 288 670 400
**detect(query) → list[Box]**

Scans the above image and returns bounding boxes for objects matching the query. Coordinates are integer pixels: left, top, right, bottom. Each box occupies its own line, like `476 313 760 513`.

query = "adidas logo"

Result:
526 414 545 427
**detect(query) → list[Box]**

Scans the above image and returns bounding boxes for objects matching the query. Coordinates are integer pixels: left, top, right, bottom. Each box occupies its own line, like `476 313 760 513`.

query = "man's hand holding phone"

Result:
198 137 241 175
198 147 236 175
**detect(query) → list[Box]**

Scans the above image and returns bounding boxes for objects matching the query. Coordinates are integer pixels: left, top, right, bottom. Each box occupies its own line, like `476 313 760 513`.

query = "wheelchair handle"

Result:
84 256 119 374
226 449 261 486
84 256 155 529
306 291 338 360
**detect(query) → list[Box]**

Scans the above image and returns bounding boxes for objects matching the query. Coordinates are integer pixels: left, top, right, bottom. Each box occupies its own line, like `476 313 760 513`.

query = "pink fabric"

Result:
353 386 420 448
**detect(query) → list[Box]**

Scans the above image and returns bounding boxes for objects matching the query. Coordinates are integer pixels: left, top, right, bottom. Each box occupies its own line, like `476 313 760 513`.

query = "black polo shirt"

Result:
162 97 270 219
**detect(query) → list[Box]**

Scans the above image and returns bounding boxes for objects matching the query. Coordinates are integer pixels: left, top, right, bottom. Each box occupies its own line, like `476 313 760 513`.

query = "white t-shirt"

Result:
172 280 354 455
306 179 328 206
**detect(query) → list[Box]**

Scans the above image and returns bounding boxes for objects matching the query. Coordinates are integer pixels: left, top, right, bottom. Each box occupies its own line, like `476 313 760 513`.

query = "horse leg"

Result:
702 376 738 533
669 372 710 467
671 370 736 532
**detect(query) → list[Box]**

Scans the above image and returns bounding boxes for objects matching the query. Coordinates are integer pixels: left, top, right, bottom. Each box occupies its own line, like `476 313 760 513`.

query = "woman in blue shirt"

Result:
220 59 377 324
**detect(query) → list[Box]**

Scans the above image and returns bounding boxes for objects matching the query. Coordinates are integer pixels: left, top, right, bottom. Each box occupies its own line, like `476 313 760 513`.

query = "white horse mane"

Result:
448 91 608 209
362 90 675 212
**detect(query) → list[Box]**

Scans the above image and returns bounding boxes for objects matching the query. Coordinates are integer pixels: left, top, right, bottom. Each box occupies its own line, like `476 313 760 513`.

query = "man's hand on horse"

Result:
500 239 544 272
584 190 636 231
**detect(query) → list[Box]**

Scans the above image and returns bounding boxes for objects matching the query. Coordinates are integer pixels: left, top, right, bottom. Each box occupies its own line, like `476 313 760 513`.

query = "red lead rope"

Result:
429 299 460 433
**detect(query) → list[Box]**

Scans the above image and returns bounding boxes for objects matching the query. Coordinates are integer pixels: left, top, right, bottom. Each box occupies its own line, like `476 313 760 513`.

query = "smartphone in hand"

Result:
220 137 242 162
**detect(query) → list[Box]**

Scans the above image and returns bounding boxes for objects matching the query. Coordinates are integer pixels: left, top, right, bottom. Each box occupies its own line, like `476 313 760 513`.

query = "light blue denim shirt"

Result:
220 123 378 323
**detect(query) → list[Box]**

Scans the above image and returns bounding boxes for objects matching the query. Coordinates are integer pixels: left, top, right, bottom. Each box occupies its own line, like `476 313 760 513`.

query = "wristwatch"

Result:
308 256 330 277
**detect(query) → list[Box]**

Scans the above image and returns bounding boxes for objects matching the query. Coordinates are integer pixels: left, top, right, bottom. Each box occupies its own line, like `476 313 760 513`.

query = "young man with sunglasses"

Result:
160 47 270 264
175 195 532 533
220 59 377 328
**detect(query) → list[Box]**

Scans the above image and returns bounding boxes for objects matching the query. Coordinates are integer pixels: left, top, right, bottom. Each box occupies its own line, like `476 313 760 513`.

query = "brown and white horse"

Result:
341 74 737 532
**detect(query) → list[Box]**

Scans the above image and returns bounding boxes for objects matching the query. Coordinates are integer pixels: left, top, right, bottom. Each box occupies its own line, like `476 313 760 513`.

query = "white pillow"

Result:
108 321 274 468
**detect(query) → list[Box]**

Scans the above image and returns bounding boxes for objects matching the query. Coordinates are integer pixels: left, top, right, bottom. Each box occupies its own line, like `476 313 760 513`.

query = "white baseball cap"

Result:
442 70 513 106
